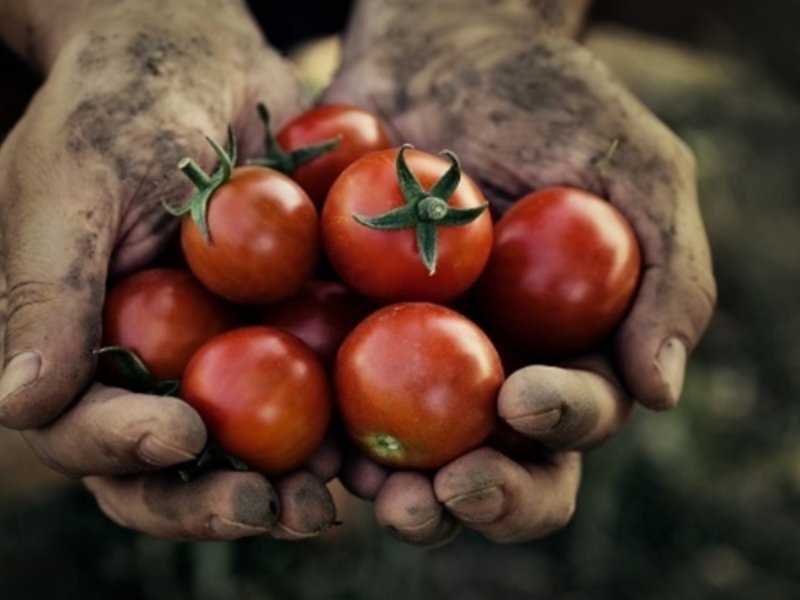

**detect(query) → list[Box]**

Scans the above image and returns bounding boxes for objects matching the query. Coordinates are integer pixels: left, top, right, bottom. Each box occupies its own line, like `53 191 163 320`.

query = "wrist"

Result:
342 0 592 64
0 0 254 73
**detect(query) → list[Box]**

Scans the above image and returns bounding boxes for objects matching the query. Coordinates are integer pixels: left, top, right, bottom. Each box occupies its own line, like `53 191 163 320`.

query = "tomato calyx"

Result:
362 432 407 464
248 102 342 175
95 346 180 396
176 442 250 482
353 145 488 275
162 127 239 244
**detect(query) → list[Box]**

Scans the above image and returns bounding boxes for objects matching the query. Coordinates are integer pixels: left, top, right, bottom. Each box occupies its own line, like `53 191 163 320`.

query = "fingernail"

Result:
0 351 42 403
138 434 197 467
443 485 505 524
507 408 562 433
209 516 271 538
656 337 687 406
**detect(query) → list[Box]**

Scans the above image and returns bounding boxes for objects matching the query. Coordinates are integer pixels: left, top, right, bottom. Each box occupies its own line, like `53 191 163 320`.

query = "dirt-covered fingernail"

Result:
208 516 272 539
656 337 687 407
137 435 198 467
443 485 505 524
0 351 42 405
507 407 562 434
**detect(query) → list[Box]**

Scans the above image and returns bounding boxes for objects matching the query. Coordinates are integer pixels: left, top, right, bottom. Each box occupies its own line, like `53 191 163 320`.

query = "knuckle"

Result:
6 280 59 323
537 393 599 451
684 264 717 343
671 136 697 178
87 481 133 529
552 495 577 530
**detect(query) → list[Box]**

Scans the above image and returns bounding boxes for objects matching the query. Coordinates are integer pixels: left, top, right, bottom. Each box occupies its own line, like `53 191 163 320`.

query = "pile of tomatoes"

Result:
100 103 641 477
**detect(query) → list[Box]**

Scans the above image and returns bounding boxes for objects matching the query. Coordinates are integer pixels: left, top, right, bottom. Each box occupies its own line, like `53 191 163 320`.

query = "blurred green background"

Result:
2 1 799 599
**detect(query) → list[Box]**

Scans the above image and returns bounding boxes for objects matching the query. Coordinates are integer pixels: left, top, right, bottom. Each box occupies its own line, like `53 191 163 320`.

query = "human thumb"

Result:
0 138 115 429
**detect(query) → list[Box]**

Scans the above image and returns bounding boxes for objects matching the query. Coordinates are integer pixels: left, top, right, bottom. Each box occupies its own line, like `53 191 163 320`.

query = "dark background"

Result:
1 1 799 598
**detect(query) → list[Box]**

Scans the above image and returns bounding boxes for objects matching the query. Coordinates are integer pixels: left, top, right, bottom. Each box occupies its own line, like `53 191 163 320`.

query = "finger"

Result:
84 470 280 542
0 171 114 428
498 359 632 451
0 82 218 428
24 384 206 478
435 448 581 544
608 147 716 410
234 52 310 162
304 434 342 483
339 446 390 500
375 472 460 547
269 471 337 540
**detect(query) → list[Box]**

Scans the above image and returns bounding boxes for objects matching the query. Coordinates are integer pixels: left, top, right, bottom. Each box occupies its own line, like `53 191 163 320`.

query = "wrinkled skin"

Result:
326 0 716 545
0 0 338 541
0 0 716 545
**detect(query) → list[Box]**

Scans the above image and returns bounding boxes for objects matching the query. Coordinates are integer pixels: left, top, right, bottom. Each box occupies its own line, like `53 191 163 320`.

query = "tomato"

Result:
101 268 238 381
181 165 319 305
335 303 503 470
477 186 641 357
321 147 493 303
275 104 393 207
181 326 332 475
261 280 374 368
170 131 319 305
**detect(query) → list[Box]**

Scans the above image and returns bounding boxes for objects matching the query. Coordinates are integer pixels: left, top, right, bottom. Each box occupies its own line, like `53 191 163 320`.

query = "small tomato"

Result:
181 326 332 475
322 146 492 303
101 268 238 382
478 186 641 356
335 303 503 470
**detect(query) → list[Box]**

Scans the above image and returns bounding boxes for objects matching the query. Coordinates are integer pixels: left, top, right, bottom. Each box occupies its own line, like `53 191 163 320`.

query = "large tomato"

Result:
181 326 331 475
477 186 641 357
321 147 493 303
101 268 238 381
170 132 319 305
276 104 393 207
261 280 374 368
335 303 503 470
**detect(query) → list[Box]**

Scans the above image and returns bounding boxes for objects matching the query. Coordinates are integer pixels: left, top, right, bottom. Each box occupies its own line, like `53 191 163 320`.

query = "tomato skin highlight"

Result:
321 148 493 304
181 326 332 475
478 186 641 357
277 104 392 206
335 303 503 470
101 268 238 381
181 166 319 305
260 280 374 369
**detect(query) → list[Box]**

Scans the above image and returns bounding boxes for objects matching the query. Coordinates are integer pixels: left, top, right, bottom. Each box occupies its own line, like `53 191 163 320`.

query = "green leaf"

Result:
189 187 215 244
154 379 181 397
206 130 234 179
353 205 418 229
429 150 462 200
95 346 156 394
438 203 489 226
290 136 342 168
172 129 238 245
257 103 287 167
416 220 439 275
396 145 426 205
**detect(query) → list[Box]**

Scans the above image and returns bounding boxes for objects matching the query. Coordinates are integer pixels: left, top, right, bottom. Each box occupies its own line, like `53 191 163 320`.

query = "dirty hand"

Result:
326 0 716 544
0 0 337 540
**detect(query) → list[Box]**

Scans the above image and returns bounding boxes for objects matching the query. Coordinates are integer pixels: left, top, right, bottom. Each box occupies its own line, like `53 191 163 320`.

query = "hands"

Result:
0 0 338 541
325 0 716 544
0 0 716 544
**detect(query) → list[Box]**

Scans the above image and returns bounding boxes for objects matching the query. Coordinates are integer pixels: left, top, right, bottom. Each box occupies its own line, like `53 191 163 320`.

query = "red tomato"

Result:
181 326 332 475
277 104 392 206
335 303 503 470
181 166 319 305
102 268 238 381
261 280 374 368
321 148 493 303
477 186 641 357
